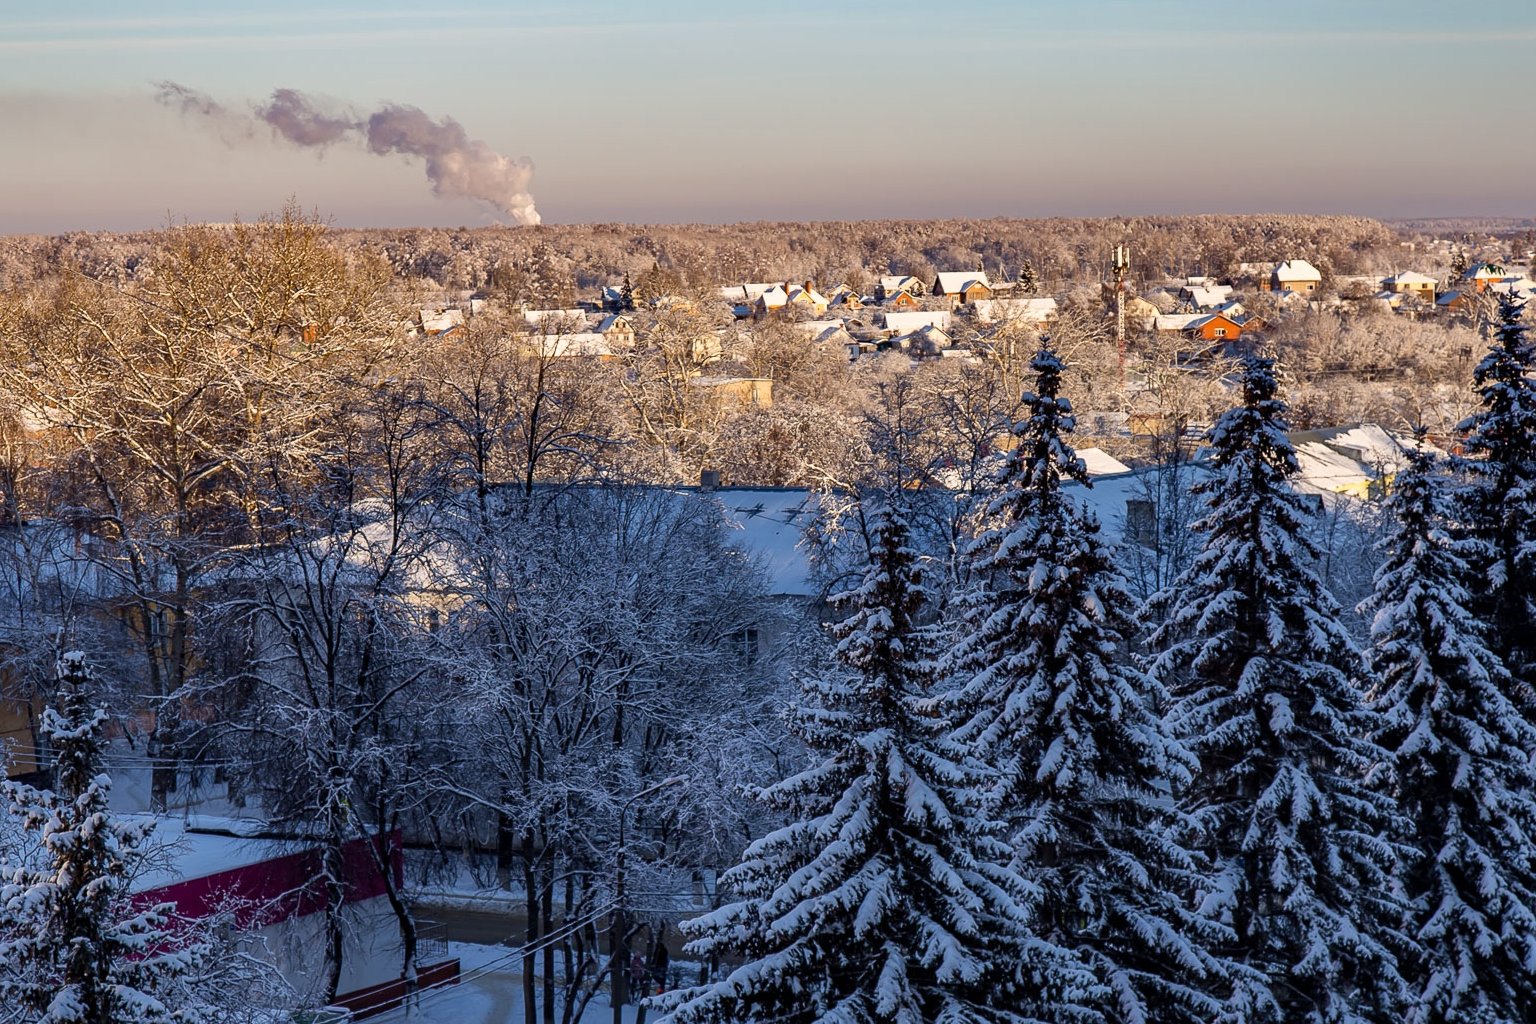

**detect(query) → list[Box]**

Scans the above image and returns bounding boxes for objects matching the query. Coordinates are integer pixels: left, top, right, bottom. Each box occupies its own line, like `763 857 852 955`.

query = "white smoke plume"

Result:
154 82 541 226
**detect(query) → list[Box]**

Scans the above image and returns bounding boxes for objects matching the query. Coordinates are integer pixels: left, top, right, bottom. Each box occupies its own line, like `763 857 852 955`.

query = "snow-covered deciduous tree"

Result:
658 502 1042 1024
1149 356 1407 1024
947 349 1236 1024
1457 293 1536 691
1360 432 1536 1024
0 652 211 1024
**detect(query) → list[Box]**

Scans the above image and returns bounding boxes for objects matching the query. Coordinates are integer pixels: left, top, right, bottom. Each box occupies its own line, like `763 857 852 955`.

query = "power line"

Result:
370 901 618 1019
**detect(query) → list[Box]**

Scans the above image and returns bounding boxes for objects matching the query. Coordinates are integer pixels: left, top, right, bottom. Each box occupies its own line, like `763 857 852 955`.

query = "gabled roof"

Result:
1154 313 1206 331
785 283 828 306
1273 259 1322 282
1489 278 1536 297
882 310 952 333
969 297 1058 324
528 332 612 357
723 283 778 302
878 275 922 293
933 271 992 295
523 308 589 330
1077 447 1132 476
1384 271 1437 286
1185 285 1234 309
1464 263 1511 280
1287 423 1429 498
754 285 789 309
1187 313 1242 331
420 308 465 334
595 314 635 333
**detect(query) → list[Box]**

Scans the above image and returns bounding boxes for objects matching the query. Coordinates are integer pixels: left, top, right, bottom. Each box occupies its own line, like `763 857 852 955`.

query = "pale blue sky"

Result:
1 1 1532 231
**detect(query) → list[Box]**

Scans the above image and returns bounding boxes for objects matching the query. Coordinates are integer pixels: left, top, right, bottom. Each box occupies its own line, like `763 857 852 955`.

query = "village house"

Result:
932 270 994 307
1462 263 1514 293
824 284 865 310
1382 271 1437 303
1268 259 1323 294
687 376 773 408
882 310 952 335
417 307 466 338
1154 311 1249 345
1435 290 1470 313
595 313 637 348
1180 284 1235 309
874 275 924 301
133 817 453 1018
969 297 1059 327
751 282 829 318
522 308 588 333
1122 295 1161 331
904 324 956 357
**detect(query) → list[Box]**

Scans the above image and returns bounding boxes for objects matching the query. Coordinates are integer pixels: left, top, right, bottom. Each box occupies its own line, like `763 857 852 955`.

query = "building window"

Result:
732 627 760 666
1214 327 1227 338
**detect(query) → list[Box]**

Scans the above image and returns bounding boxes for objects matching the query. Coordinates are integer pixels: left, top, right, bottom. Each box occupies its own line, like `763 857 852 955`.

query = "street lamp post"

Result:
612 776 688 1024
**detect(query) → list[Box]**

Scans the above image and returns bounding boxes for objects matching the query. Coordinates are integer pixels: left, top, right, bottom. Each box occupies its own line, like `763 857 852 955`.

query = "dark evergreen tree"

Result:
620 270 635 312
1449 247 1468 284
0 653 211 1024
1361 432 1536 1024
1148 356 1407 1024
528 241 573 308
1017 260 1038 295
947 349 1238 1024
1457 293 1536 691
658 503 1051 1024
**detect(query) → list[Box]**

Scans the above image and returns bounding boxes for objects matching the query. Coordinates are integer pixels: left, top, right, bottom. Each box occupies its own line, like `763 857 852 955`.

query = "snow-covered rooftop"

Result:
707 488 823 598
969 297 1057 324
934 271 990 294
1274 259 1322 282
882 310 951 333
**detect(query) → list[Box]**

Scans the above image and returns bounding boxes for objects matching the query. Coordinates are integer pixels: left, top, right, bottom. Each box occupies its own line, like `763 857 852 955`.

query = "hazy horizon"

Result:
2 1 1533 234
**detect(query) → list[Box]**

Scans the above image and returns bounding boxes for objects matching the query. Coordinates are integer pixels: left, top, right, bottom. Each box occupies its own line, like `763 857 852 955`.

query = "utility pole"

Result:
612 776 688 1024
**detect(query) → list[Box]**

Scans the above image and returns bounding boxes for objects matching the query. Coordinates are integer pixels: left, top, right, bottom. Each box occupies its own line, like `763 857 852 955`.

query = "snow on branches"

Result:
658 503 1046 1024
1149 356 1408 1024
1362 432 1536 1024
0 653 212 1024
947 348 1238 1024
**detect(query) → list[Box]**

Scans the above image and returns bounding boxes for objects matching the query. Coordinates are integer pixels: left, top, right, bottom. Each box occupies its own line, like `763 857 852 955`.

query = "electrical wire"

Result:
369 901 617 1018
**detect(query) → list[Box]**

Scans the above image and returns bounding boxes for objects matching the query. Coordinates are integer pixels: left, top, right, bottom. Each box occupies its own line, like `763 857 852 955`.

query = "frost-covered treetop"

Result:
1460 292 1536 477
992 349 1088 517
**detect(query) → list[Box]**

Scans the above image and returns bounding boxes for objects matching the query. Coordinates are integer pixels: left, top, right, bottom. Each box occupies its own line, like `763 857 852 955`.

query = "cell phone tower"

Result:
1112 243 1130 381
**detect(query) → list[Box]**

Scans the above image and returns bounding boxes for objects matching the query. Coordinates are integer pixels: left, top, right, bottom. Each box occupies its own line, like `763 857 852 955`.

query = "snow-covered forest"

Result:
2 209 1536 1024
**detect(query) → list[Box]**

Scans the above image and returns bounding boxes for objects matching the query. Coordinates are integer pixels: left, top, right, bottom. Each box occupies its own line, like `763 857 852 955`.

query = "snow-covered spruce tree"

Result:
1359 432 1536 1024
947 348 1236 1024
0 652 211 1024
657 502 1048 1024
1148 356 1407 1024
1457 292 1536 691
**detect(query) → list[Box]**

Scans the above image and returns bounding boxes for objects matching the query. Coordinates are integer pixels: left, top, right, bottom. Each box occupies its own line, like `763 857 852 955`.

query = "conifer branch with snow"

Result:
947 349 1239 1024
0 653 213 1024
1456 292 1536 696
1148 356 1408 1024
657 502 1042 1024
1361 431 1536 1024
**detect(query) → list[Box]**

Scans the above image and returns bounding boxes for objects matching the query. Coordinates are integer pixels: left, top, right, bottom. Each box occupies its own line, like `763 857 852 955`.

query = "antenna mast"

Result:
1112 243 1130 381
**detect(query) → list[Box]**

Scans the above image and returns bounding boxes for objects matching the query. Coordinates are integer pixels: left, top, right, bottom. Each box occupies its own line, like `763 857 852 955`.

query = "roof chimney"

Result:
700 469 721 491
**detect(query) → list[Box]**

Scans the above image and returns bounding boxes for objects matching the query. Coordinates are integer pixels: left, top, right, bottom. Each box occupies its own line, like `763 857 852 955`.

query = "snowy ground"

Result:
367 942 647 1024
